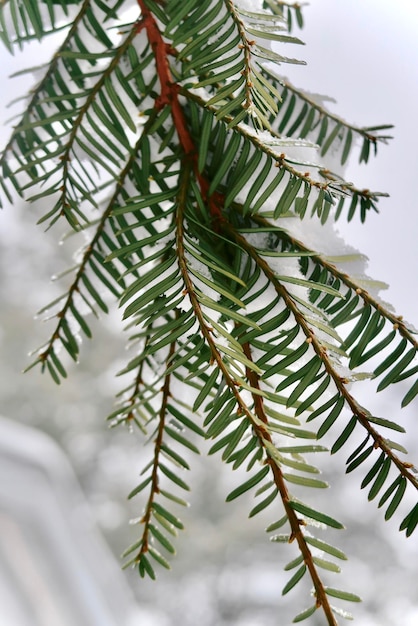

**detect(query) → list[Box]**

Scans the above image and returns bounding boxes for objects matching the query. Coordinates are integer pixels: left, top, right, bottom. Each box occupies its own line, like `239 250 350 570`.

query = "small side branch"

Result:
241 340 338 626
279 76 393 146
33 122 158 371
178 162 337 624
0 0 92 172
134 336 177 562
224 222 418 492
252 213 418 351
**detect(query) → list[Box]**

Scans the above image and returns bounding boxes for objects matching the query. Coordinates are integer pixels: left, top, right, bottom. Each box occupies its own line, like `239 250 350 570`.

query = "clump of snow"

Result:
234 0 265 12
280 212 358 257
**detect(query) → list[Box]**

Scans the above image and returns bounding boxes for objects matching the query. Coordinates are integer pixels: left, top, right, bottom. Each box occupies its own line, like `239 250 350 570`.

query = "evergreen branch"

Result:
223 0 293 126
222 222 418 492
178 163 341 624
174 39 383 219
279 75 393 148
173 0 303 130
224 0 254 114
176 162 244 398
30 123 158 375
3 0 418 618
261 68 392 167
241 339 338 626
184 89 321 190
252 213 418 352
176 162 263 423
109 331 152 433
182 88 386 212
236 105 388 213
133 336 178 566
53 22 140 227
181 87 386 227
0 0 92 176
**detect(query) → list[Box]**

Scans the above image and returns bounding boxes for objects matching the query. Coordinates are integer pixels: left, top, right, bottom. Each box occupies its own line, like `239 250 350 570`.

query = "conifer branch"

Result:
224 0 258 114
176 163 250 405
241 340 339 626
54 23 140 227
178 166 342 622
133 336 177 566
0 0 92 174
182 88 386 209
2 0 418 619
28 123 158 373
223 222 418 491
279 76 394 147
109 332 152 433
251 213 418 351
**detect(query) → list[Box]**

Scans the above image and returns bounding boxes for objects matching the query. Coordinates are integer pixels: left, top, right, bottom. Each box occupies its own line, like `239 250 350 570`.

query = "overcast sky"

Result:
283 0 418 324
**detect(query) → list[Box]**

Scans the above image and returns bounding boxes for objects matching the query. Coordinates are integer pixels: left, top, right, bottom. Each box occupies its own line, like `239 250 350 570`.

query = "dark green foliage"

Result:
1 1 417 624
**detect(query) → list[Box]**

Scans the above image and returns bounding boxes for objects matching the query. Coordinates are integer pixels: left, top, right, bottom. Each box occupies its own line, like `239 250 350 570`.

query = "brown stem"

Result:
137 0 223 225
135 333 177 560
224 222 418 491
137 0 194 154
177 161 337 624
241 341 338 625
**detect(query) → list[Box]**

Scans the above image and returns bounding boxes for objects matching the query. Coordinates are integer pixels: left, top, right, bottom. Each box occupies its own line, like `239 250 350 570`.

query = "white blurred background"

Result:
0 1 417 625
